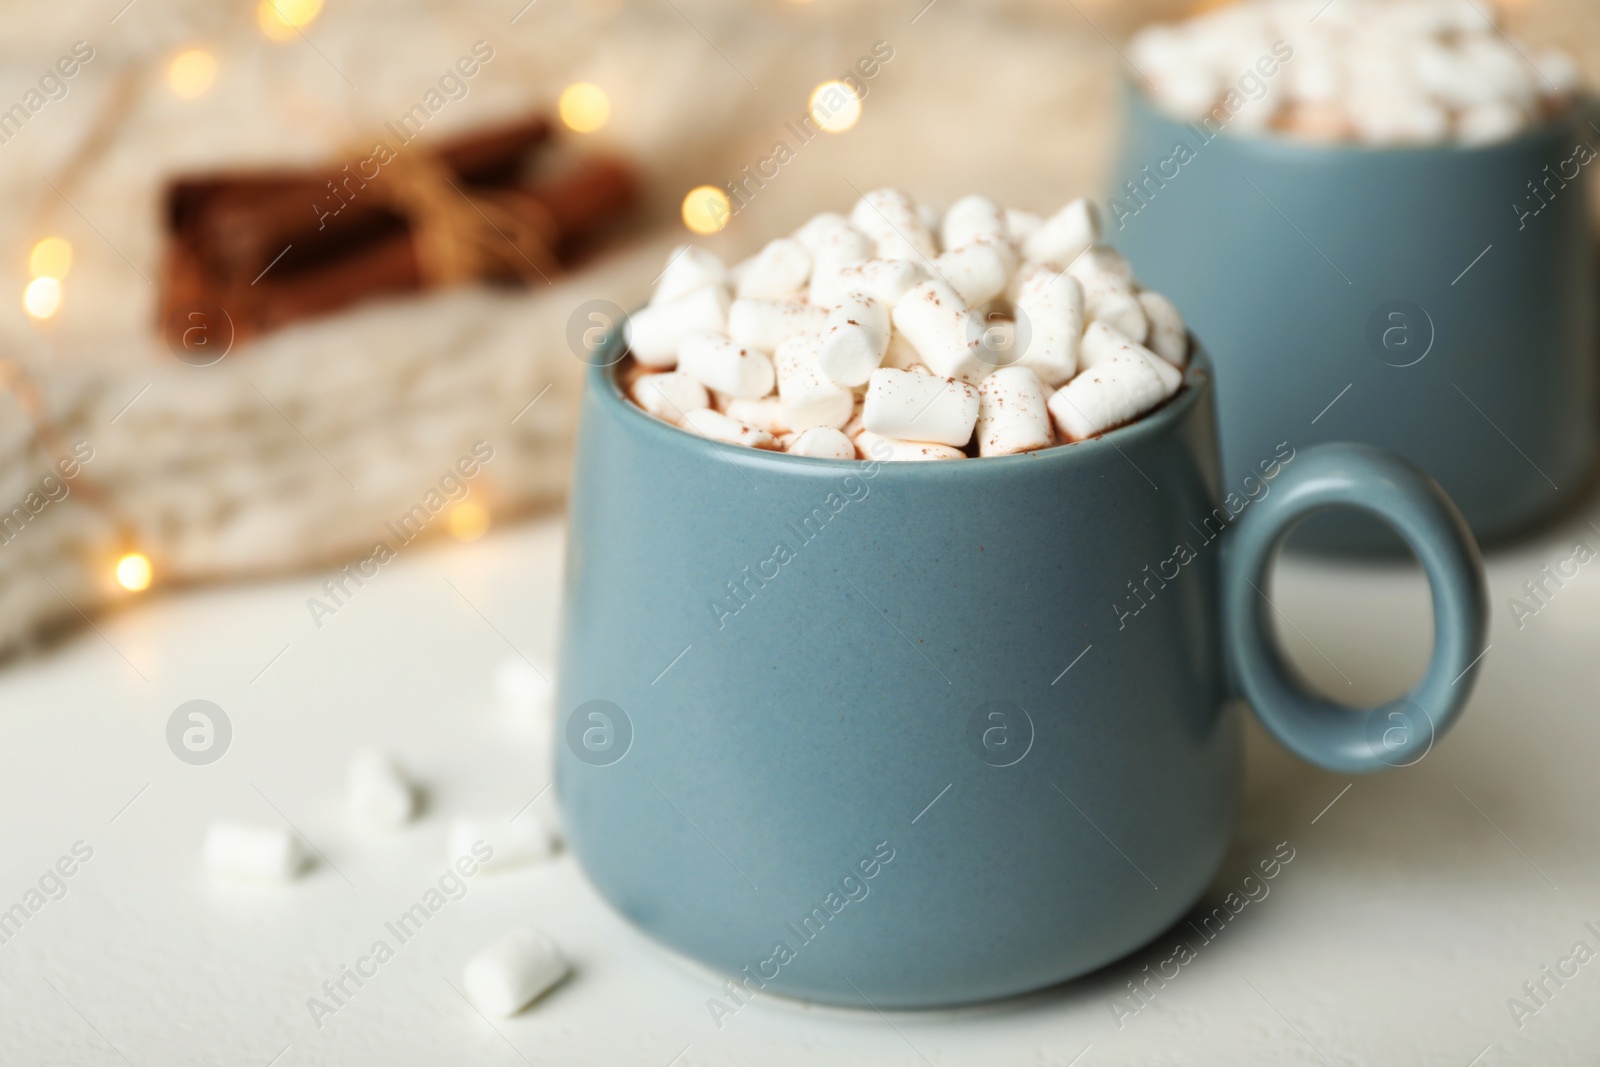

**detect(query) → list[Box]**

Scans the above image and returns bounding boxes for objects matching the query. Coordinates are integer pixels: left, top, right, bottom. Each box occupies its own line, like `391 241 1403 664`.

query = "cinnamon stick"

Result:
182 115 552 282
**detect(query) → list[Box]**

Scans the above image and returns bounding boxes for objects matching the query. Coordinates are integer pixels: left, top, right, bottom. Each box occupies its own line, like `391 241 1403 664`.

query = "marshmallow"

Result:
829 258 929 306
975 367 1054 457
1013 269 1083 386
775 337 855 430
1456 100 1526 145
941 195 1008 251
630 371 710 425
462 929 569 1017
630 191 1195 462
723 396 793 436
652 246 727 305
736 238 812 299
1066 245 1135 285
1080 321 1183 397
681 407 780 450
818 291 892 387
862 367 979 447
1004 209 1043 247
346 750 416 833
728 297 829 353
1023 199 1100 268
1137 291 1188 367
1132 0 1576 146
1070 260 1147 343
794 212 857 252
881 329 926 373
854 430 965 461
448 817 555 875
204 821 309 883
1047 353 1173 442
891 279 984 382
808 224 876 305
677 331 775 399
850 188 937 263
932 241 1013 306
788 426 856 459
626 287 730 368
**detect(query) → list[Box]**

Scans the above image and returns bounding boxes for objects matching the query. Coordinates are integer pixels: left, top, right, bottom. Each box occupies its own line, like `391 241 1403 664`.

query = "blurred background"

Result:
0 0 1591 656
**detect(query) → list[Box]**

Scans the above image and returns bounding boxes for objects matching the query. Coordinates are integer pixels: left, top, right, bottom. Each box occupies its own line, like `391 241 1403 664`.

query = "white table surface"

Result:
3 498 1599 1067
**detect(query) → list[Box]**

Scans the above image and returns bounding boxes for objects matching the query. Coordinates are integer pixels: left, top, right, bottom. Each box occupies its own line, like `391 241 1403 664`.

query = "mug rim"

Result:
588 324 1213 474
1121 77 1591 160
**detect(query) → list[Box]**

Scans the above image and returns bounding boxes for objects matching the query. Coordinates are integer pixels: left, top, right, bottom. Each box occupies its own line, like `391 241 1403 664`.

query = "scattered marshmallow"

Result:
462 928 569 1017
1130 0 1580 145
346 750 416 833
449 817 556 875
626 190 1191 458
204 821 309 883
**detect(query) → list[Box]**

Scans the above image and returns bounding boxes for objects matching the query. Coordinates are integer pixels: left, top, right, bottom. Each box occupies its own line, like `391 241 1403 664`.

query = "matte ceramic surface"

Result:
554 340 1487 1008
1109 89 1599 553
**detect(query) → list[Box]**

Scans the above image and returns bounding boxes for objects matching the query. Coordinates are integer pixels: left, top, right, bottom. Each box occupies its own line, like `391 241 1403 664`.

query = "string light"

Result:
681 185 731 235
29 237 72 280
168 49 218 99
257 0 324 42
808 80 862 133
23 277 61 320
558 83 611 133
115 552 153 592
448 501 491 541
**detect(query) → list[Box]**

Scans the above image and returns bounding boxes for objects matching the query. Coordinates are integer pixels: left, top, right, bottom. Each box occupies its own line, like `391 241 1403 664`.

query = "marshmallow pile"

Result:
1130 0 1581 145
623 190 1188 461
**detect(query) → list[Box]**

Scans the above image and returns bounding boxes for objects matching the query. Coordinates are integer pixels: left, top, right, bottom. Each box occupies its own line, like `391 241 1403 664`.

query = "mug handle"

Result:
1222 443 1488 774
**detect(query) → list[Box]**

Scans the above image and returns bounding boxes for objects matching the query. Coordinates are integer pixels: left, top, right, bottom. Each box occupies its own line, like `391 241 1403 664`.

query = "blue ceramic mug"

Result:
554 339 1487 1008
1110 88 1599 553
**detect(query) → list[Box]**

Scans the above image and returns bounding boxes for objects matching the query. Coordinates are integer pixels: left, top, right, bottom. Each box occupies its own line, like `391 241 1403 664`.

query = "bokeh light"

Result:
23 277 61 320
448 501 491 541
559 82 611 133
115 553 153 592
257 0 324 41
681 185 731 234
167 49 218 99
28 237 72 281
809 80 862 133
